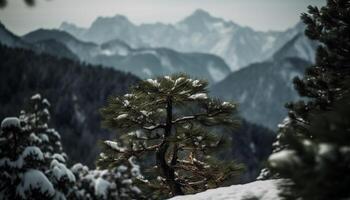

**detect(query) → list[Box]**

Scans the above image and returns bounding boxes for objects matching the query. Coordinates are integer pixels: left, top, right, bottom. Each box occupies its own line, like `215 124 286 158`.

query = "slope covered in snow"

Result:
170 179 282 200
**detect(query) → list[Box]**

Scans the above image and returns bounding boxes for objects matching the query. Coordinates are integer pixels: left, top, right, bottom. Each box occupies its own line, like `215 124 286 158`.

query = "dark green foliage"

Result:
0 94 76 199
291 0 350 113
268 1 350 199
271 81 350 200
0 117 53 200
231 120 275 183
97 74 243 198
0 44 139 167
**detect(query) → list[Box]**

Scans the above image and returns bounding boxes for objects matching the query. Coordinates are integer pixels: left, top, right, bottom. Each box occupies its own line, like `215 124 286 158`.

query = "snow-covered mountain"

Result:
60 9 307 71
21 28 231 83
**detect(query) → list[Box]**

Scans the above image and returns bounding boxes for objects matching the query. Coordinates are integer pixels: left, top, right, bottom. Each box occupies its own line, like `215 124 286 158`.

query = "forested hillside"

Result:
0 44 139 166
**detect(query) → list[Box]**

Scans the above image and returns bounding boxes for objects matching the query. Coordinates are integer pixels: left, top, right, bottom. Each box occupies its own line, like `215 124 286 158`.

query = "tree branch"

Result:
171 110 227 124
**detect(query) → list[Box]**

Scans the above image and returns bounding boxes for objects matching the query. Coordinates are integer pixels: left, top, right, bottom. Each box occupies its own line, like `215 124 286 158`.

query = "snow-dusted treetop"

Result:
16 169 55 199
1 117 20 129
30 93 42 100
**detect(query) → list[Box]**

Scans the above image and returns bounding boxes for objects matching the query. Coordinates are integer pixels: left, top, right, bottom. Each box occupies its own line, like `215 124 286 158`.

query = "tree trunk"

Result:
156 97 184 196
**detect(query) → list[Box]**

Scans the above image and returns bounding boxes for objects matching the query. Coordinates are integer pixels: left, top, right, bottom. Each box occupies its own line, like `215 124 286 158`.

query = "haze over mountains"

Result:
60 9 311 71
0 9 318 130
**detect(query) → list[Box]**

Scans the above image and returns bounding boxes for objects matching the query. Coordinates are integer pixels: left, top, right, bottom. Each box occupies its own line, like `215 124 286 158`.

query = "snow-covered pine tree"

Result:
0 117 56 199
71 160 142 200
22 94 65 157
268 1 350 199
97 74 242 198
0 94 76 200
21 94 76 199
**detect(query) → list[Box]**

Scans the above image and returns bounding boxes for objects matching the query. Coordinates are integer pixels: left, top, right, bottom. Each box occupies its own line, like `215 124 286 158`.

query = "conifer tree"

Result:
0 117 55 199
97 74 242 198
268 1 350 199
0 94 76 199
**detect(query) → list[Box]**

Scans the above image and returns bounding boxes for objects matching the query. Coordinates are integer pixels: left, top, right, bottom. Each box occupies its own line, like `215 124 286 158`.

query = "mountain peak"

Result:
184 9 216 22
112 14 128 21
94 14 130 24
89 14 133 31
178 9 228 33
192 9 211 18
180 9 216 25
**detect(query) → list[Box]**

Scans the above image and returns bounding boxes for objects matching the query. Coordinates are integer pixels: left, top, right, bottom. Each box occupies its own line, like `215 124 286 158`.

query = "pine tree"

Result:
21 94 76 199
0 117 55 199
0 94 76 199
97 74 242 198
268 1 350 199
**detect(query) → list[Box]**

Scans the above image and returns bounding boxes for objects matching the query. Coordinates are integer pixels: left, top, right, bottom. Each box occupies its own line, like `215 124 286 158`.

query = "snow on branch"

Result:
104 141 126 152
1 117 20 129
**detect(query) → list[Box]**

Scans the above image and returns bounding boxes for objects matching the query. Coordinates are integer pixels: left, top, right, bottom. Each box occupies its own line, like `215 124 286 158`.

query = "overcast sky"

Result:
0 0 325 35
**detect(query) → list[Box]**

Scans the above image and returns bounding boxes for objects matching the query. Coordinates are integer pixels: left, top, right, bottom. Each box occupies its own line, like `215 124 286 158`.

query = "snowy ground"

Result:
170 179 282 200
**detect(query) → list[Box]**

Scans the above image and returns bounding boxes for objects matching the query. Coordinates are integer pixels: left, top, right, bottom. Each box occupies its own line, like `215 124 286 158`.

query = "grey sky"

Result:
0 0 325 35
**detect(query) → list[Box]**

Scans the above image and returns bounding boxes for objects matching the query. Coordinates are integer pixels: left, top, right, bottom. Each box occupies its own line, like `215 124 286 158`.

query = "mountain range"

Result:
60 9 311 71
0 24 228 83
0 9 318 129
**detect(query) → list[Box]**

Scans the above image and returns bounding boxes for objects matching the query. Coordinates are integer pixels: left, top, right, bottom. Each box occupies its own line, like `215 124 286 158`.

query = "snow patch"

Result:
31 94 42 100
116 114 128 120
51 159 76 182
22 146 44 161
94 177 111 199
1 117 20 129
146 79 160 87
104 140 126 152
189 93 208 100
169 179 282 200
269 150 301 168
16 169 55 198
